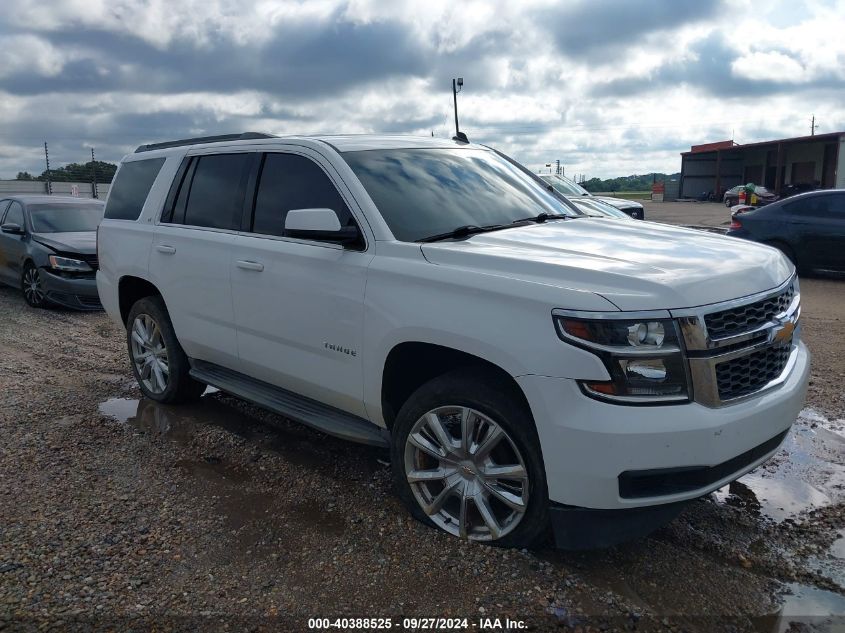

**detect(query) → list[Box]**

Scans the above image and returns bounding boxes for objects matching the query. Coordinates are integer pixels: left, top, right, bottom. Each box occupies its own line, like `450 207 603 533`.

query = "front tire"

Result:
22 263 48 308
126 296 205 403
391 368 549 548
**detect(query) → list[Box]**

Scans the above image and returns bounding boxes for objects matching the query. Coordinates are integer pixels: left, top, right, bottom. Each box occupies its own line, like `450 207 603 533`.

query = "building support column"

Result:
714 150 721 197
774 142 784 194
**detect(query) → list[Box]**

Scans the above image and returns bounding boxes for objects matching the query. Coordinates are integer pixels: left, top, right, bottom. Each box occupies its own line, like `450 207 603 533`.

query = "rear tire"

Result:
126 296 206 403
391 368 549 549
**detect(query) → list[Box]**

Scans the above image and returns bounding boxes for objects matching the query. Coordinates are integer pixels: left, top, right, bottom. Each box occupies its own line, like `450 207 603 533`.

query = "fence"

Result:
0 180 110 199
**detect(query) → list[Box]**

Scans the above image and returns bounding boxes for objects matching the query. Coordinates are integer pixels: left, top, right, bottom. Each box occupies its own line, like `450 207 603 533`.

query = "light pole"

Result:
452 77 467 142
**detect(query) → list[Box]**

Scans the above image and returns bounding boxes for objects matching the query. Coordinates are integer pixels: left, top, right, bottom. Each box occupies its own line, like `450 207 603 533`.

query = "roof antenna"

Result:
452 78 469 143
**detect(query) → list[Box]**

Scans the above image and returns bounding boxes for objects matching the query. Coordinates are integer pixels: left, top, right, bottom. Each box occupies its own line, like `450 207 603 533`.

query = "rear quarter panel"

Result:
96 155 184 327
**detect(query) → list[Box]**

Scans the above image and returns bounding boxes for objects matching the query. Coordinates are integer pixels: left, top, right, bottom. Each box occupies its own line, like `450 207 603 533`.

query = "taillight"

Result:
729 217 742 230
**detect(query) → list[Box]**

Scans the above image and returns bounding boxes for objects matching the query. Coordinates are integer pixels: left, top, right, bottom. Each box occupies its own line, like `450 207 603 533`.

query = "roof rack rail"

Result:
134 132 276 153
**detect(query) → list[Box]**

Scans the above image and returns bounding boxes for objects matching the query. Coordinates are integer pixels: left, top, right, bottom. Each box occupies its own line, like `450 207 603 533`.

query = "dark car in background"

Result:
727 189 845 272
0 195 104 309
723 185 778 208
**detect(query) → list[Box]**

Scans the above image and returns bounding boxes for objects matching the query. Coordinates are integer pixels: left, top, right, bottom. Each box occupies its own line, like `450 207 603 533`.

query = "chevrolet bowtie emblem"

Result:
772 320 795 345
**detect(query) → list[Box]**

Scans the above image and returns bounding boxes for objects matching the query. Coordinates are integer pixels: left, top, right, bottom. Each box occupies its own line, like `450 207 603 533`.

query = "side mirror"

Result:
284 208 360 245
1 223 23 235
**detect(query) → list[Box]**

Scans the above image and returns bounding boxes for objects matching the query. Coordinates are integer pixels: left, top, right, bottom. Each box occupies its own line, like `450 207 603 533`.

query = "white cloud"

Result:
0 0 843 179
0 35 66 78
731 51 807 83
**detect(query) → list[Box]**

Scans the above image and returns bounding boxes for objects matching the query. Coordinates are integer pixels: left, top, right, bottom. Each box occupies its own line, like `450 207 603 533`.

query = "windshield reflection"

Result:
343 148 575 242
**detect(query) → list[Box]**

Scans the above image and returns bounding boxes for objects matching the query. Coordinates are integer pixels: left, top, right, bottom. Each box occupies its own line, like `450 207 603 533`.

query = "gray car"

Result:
540 174 645 219
0 195 104 310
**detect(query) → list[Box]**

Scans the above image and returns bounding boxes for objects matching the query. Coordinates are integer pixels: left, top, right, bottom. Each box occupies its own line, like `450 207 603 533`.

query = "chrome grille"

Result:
674 276 800 407
715 341 792 401
705 284 794 339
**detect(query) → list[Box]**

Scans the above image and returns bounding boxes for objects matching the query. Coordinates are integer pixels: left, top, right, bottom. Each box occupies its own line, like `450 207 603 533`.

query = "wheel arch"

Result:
380 341 533 432
118 275 162 326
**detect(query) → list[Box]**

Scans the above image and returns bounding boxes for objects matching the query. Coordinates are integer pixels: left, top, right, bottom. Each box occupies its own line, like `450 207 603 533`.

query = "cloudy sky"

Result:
1 0 844 180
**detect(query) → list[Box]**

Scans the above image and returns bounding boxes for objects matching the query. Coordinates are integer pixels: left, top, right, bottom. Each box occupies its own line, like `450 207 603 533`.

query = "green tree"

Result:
580 172 680 193
15 171 34 180
37 160 118 184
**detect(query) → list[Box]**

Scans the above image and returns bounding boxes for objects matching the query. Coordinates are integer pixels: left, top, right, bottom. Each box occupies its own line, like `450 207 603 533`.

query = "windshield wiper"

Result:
417 224 510 243
418 213 573 243
510 212 570 224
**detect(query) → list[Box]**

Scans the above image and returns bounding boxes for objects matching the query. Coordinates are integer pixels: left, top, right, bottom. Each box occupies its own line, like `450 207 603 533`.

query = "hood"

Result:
420 219 793 311
594 196 643 210
32 232 97 255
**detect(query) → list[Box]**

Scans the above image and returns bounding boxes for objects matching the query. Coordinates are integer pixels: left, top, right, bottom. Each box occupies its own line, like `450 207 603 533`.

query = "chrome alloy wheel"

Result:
130 314 169 394
23 267 45 305
404 406 529 541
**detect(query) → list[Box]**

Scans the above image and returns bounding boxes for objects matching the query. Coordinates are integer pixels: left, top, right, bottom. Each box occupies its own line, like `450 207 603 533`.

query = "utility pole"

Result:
452 77 466 141
43 142 52 195
810 115 818 136
90 148 98 199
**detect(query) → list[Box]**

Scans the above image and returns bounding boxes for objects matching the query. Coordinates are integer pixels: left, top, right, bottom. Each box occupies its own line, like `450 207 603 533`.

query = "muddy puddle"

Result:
99 392 362 553
98 389 378 471
713 408 845 523
765 583 845 632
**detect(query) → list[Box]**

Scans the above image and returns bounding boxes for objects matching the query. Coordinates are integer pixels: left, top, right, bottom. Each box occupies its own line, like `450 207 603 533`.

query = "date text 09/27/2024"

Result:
307 617 528 630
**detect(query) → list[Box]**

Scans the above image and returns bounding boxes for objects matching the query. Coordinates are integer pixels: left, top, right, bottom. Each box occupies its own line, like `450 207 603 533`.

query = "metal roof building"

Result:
678 131 845 199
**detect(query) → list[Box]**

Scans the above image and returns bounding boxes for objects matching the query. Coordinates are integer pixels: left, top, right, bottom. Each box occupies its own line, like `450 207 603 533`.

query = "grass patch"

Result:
592 191 653 200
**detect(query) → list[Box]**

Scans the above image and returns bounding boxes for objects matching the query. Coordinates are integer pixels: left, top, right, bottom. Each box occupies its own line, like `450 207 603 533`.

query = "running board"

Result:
189 360 390 448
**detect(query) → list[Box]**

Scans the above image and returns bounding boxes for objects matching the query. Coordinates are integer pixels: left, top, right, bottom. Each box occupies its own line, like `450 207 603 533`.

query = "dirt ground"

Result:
0 234 843 631
642 200 734 228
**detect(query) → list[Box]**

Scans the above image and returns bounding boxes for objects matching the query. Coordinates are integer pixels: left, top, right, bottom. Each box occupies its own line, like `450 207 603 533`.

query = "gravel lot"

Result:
1 258 843 630
641 200 733 229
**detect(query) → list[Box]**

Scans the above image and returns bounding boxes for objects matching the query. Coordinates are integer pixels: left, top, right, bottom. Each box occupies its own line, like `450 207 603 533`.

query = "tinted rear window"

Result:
252 153 352 237
105 158 165 220
784 194 839 217
183 154 249 230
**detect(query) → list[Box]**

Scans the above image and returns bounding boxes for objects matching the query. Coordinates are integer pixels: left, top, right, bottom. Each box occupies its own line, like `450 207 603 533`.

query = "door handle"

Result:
236 260 264 272
155 245 176 255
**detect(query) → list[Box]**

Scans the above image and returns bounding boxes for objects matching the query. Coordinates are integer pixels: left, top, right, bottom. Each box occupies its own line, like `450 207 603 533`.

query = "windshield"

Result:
343 148 576 242
541 174 590 196
29 204 104 233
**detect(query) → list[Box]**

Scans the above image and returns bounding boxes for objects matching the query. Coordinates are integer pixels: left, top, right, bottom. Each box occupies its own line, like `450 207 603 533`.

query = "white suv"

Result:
97 133 809 549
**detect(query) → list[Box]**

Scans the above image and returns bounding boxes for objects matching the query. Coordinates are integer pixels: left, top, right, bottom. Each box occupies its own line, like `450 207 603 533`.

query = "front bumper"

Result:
516 340 810 511
40 269 102 311
548 499 689 550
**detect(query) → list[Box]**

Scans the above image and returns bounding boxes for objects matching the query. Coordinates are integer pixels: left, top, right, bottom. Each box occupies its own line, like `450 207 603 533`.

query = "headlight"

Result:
554 313 690 404
48 255 92 272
